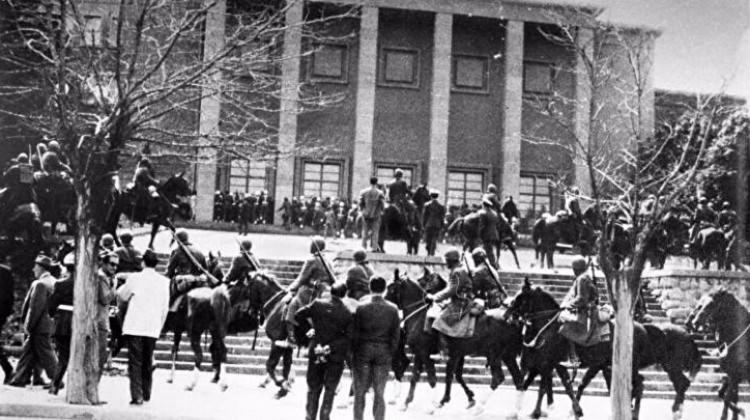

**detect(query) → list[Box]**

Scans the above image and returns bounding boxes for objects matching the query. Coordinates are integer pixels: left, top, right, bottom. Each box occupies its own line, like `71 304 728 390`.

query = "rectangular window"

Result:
375 166 414 187
229 159 267 194
523 61 554 94
380 48 419 87
310 43 348 82
82 15 102 47
303 162 341 199
519 173 554 219
447 171 484 205
452 54 489 93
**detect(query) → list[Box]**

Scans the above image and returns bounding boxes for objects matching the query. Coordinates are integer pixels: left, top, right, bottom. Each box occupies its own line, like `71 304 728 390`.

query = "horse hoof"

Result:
531 410 542 419
220 383 228 392
184 385 194 392
399 403 408 412
388 398 397 405
166 378 173 384
210 377 219 384
467 399 476 409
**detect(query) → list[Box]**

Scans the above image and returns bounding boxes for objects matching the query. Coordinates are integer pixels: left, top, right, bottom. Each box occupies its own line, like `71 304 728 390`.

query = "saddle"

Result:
558 306 612 347
169 274 219 312
431 299 479 338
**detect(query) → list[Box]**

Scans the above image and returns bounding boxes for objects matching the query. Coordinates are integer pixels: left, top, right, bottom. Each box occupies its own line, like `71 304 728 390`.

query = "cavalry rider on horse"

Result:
0 153 36 228
224 238 258 285
386 168 411 214
132 157 160 224
690 196 718 241
559 257 599 366
718 201 737 230
427 249 474 339
166 229 209 311
470 248 506 310
482 184 503 216
284 237 335 346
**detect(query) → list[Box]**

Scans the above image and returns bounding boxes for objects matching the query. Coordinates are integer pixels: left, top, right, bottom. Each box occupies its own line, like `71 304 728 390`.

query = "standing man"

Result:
295 283 353 420
8 255 58 387
352 276 400 420
96 251 118 380
477 198 500 268
0 251 14 383
501 195 520 224
345 250 373 302
117 249 171 405
422 190 446 257
359 177 385 252
47 252 75 394
114 230 143 274
224 238 257 284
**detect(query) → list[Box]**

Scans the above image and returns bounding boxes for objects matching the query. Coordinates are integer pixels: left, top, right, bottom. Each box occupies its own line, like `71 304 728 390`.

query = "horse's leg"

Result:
632 372 644 420
275 346 294 399
503 354 526 419
543 372 555 414
667 369 690 420
168 326 182 384
185 330 203 391
439 352 457 408
575 365 600 400
552 364 583 419
472 362 505 417
453 356 475 408
523 369 545 419
264 343 282 388
148 220 160 249
403 356 422 411
208 324 228 391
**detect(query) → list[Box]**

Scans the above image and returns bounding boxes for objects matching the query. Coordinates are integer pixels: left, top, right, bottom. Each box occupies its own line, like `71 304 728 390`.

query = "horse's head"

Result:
508 277 559 321
686 288 735 333
385 268 430 310
245 270 284 312
417 267 446 293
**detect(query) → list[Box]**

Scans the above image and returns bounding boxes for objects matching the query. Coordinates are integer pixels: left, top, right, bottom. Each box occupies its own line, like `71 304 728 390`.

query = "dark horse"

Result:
370 202 421 254
645 213 690 269
0 202 46 278
384 267 449 411
690 226 728 270
106 173 195 249
33 171 76 234
532 210 597 269
446 211 521 268
164 273 257 391
510 278 702 420
687 289 750 420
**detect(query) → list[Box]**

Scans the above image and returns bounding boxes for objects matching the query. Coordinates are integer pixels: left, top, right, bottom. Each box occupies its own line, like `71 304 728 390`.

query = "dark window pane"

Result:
312 44 345 78
454 55 487 89
524 62 552 93
384 50 416 83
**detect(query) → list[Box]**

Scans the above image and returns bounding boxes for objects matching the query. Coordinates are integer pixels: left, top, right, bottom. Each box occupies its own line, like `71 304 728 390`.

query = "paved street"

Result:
0 369 740 420
132 227 696 271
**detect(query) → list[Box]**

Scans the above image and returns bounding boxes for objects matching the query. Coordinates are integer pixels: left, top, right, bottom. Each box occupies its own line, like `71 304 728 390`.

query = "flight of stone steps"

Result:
111 255 743 402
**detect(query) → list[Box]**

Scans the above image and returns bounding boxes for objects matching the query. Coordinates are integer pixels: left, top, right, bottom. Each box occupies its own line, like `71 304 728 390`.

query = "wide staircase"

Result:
111 256 745 402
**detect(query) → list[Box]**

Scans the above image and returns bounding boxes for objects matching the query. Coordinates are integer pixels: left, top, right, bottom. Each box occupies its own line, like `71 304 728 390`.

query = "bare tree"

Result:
0 0 351 404
523 9 731 419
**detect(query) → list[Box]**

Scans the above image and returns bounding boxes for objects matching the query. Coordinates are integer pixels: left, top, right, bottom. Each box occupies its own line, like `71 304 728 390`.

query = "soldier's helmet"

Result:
571 257 588 274
487 184 497 194
42 151 60 170
471 247 486 261
699 197 708 205
723 201 731 210
443 248 461 263
394 168 403 178
310 236 326 253
47 140 61 153
16 153 29 164
240 238 253 251
175 228 189 243
119 230 134 244
353 249 367 263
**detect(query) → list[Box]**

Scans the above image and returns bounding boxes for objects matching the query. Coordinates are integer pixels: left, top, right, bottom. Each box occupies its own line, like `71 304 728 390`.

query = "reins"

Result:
401 303 430 327
720 318 750 353
522 309 562 348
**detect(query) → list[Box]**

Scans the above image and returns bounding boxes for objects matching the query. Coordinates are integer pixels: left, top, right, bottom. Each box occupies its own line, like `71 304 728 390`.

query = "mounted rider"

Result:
481 184 503 216
345 249 373 303
690 197 718 240
132 158 160 224
284 237 335 346
427 248 475 338
470 248 506 310
386 168 411 214
0 153 36 227
718 201 737 230
501 194 520 224
559 257 599 366
223 238 259 285
477 197 500 269
166 229 209 312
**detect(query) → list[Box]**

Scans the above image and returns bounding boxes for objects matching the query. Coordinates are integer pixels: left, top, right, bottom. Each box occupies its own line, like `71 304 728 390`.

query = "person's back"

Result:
423 199 445 229
478 206 500 242
360 185 385 220
354 294 399 351
387 178 409 203
119 267 171 338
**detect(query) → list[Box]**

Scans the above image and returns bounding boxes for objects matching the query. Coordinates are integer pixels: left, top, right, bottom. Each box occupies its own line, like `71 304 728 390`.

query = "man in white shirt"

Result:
116 249 170 405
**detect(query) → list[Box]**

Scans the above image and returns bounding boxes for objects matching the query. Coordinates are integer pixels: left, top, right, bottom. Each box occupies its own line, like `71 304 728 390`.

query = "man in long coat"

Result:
428 249 474 338
422 190 445 257
47 252 75 394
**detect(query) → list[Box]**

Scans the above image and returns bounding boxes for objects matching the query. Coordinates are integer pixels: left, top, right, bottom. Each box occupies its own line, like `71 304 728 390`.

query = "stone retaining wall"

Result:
645 269 750 324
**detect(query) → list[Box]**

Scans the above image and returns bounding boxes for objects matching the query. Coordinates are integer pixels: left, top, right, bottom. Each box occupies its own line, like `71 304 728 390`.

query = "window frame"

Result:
373 163 417 188
518 172 555 219
301 160 344 199
446 169 486 206
228 158 268 195
523 60 556 96
451 53 490 95
309 42 349 84
378 47 420 89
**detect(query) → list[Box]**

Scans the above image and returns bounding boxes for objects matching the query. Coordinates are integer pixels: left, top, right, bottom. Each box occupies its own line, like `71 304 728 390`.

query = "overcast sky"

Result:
554 0 750 97
601 0 749 97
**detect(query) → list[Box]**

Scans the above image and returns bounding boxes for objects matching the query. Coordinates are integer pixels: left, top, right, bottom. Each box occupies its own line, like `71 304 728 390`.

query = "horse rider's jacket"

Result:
166 242 210 312
387 178 410 212
284 255 335 324
432 265 474 326
346 262 373 301
560 272 599 326
471 262 506 309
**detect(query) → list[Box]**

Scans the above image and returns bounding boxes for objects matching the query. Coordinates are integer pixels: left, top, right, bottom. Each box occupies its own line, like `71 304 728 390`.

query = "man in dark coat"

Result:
359 177 385 252
0 153 35 225
718 201 737 229
47 252 75 394
295 283 354 420
470 248 506 309
427 249 474 338
477 198 500 268
166 229 207 278
481 184 503 215
223 238 257 284
8 255 58 387
422 190 446 257
559 257 599 366
114 230 143 274
352 276 400 420
131 158 159 224
0 253 14 383
386 169 411 213
501 195 520 223
691 197 718 240
345 250 373 301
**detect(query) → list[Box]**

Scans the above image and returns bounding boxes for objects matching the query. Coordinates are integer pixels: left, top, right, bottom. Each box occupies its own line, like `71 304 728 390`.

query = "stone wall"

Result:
332 251 448 282
645 269 750 324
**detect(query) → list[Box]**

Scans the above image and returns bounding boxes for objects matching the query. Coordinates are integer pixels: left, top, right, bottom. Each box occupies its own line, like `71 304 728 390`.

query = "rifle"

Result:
166 223 222 286
311 240 337 286
234 237 262 272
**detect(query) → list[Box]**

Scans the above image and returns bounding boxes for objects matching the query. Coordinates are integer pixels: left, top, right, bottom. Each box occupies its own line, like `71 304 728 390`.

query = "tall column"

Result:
195 0 226 221
574 27 593 196
501 20 524 201
351 7 379 197
428 13 453 196
274 0 303 224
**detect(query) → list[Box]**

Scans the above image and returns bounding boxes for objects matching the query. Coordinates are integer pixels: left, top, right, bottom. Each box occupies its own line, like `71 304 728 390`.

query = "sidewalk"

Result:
0 369 740 420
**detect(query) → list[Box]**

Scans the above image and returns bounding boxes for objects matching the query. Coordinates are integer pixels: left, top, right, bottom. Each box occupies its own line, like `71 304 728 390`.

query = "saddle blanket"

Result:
432 312 476 338
559 310 611 346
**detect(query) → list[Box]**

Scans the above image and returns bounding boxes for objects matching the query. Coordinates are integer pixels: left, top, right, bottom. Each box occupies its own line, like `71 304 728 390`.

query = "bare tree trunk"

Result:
737 134 747 267
610 270 634 420
66 190 103 404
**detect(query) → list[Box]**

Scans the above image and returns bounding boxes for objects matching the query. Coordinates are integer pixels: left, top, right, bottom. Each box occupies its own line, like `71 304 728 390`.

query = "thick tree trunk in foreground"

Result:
611 270 634 420
66 191 103 404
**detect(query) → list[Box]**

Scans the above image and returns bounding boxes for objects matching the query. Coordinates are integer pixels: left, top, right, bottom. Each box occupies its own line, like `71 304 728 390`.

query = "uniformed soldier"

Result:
477 198 500 268
565 187 583 221
481 184 503 215
427 249 473 337
718 201 737 229
132 158 160 224
386 169 411 212
0 153 36 225
345 249 373 302
285 237 335 345
113 230 143 273
48 252 75 394
224 238 257 284
422 190 446 257
501 195 520 223
690 197 718 240
559 257 598 366
166 229 207 278
470 248 506 309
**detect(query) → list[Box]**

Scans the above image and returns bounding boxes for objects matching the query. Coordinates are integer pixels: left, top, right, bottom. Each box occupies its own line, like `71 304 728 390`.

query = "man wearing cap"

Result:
346 250 373 302
691 197 718 240
100 233 116 252
96 251 118 381
470 248 506 309
132 158 160 224
482 184 503 215
117 249 171 405
114 231 143 273
359 177 385 252
285 237 335 345
559 256 598 366
47 252 75 394
0 251 15 383
422 190 446 257
0 153 36 226
8 255 58 387
166 229 207 279
386 169 411 213
224 238 258 284
427 249 474 338
477 198 500 268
